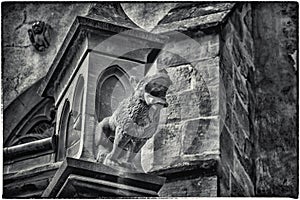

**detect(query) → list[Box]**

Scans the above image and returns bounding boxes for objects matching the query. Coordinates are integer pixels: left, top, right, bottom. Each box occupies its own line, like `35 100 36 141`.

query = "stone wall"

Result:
253 3 298 197
141 29 221 197
2 2 91 108
120 3 176 31
219 3 255 196
159 174 217 197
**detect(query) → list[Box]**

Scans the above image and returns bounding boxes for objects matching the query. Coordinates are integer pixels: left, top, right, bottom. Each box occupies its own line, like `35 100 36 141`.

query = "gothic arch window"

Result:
95 65 133 122
65 111 79 157
11 120 52 145
5 98 55 147
56 100 70 161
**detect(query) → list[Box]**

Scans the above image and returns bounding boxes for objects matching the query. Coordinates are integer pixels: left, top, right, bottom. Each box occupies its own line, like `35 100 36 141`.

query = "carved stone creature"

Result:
95 69 172 171
28 21 51 51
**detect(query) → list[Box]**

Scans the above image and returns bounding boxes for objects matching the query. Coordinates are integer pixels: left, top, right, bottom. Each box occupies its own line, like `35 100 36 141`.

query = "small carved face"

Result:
32 21 44 34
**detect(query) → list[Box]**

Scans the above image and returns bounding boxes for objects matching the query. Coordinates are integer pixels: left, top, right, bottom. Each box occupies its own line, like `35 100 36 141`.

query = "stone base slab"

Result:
42 157 166 197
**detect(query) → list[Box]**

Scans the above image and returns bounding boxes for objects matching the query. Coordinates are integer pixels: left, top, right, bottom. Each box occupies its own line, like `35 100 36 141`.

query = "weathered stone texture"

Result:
121 3 177 31
253 3 298 197
178 88 211 119
143 33 219 171
2 3 91 108
220 3 255 196
167 65 194 92
182 118 219 156
152 3 235 34
151 123 182 168
159 175 217 197
4 152 55 174
159 3 234 24
3 163 60 198
157 34 219 68
194 57 219 87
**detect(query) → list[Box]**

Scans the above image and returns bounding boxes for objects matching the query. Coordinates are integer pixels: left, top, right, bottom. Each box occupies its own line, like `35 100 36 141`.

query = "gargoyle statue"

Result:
28 21 51 51
95 69 172 171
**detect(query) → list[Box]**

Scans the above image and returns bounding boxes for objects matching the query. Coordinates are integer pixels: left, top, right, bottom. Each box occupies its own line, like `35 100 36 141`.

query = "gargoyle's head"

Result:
142 69 172 108
32 21 44 34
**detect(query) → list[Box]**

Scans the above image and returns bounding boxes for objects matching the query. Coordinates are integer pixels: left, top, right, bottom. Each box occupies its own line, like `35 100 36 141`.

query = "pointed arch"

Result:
95 65 133 122
56 100 70 161
5 97 55 147
72 75 84 130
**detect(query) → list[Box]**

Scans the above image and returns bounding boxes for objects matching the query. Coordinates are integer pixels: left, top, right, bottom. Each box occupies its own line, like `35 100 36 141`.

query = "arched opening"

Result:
65 112 79 157
72 75 84 130
65 75 84 158
95 65 133 122
56 100 70 161
11 121 52 145
5 97 55 147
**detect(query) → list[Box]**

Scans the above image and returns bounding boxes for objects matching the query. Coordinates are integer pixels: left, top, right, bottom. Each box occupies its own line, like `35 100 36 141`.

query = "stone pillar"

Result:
219 3 255 196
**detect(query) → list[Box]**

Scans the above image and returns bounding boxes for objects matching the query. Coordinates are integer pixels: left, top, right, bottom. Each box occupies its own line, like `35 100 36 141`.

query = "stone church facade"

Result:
2 2 298 198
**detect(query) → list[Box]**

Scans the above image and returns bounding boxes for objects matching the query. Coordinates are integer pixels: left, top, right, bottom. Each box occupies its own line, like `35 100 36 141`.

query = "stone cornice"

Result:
152 3 236 34
4 137 54 162
149 158 218 180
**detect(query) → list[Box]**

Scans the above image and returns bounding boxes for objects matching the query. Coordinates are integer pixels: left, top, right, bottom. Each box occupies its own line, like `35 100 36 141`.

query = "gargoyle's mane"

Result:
128 95 150 127
115 70 172 129
115 94 150 128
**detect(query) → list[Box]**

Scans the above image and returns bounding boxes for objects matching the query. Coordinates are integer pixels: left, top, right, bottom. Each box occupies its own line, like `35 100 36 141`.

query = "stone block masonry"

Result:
144 32 220 170
219 3 255 196
141 24 221 197
159 175 217 197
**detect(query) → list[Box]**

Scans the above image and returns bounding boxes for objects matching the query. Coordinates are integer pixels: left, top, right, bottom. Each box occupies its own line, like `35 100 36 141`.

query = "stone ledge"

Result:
4 137 54 162
4 162 61 181
159 3 235 24
3 162 61 198
42 157 166 197
149 159 218 180
152 10 233 34
56 174 159 197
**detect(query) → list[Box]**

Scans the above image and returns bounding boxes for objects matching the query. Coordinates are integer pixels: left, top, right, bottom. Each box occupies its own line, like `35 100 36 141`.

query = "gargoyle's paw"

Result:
103 158 120 168
96 154 106 163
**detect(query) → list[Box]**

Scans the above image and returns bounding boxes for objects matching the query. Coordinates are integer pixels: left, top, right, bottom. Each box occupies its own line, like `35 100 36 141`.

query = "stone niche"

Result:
39 18 167 163
36 9 168 196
